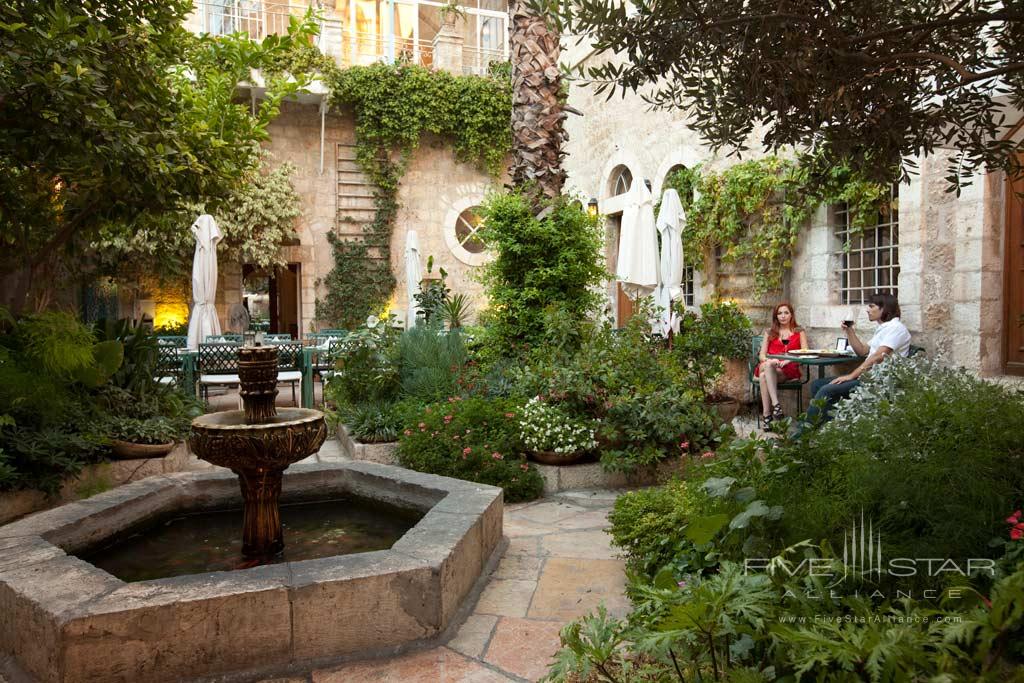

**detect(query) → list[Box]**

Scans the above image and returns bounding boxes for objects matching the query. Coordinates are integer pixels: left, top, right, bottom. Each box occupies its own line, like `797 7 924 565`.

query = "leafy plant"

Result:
672 300 753 401
413 266 450 325
440 293 472 329
398 325 467 403
396 397 543 502
102 416 184 445
476 191 606 357
519 396 598 455
337 401 402 443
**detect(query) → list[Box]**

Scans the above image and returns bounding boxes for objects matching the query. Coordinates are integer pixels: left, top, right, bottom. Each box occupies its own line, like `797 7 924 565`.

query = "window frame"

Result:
833 185 900 305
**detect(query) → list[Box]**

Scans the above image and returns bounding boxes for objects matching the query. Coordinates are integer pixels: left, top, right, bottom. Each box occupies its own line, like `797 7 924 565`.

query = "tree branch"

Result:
842 11 1024 46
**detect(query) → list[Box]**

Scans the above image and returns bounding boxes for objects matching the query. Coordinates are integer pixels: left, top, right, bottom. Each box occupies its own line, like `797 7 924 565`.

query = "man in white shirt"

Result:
800 293 912 430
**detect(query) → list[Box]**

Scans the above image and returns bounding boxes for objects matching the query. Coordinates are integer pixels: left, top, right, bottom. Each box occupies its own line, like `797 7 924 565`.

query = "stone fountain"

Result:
188 345 327 559
0 347 504 683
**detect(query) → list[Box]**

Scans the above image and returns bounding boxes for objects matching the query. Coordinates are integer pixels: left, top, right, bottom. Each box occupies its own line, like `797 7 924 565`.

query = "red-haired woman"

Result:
754 303 807 428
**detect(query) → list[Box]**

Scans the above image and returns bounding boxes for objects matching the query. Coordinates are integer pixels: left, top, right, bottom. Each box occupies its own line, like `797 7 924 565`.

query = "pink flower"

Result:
701 451 715 459
491 452 503 460
504 412 515 418
1006 510 1022 524
444 415 453 424
679 440 690 450
677 580 687 589
463 447 472 455
418 422 426 429
403 429 412 436
520 463 529 471
1012 528 1023 541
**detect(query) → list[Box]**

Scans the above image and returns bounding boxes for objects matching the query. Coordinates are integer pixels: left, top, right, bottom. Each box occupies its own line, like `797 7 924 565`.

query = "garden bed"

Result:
0 442 204 526
336 423 399 465
533 456 687 495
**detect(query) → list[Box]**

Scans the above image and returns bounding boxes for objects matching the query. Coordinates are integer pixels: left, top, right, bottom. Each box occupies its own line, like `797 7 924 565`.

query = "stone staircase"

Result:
335 143 388 261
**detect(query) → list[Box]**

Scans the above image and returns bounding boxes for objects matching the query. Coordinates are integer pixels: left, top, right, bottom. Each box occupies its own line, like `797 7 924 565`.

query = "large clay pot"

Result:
110 439 176 460
528 450 593 466
706 397 740 424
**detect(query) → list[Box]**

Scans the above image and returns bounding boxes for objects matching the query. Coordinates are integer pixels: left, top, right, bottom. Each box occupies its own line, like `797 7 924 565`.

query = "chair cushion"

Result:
199 374 241 385
277 370 302 382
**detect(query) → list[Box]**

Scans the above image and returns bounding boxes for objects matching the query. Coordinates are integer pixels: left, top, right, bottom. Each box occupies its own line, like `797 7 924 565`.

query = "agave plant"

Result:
440 293 471 329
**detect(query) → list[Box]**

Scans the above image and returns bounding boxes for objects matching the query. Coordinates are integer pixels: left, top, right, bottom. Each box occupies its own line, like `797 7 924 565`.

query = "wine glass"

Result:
780 336 792 352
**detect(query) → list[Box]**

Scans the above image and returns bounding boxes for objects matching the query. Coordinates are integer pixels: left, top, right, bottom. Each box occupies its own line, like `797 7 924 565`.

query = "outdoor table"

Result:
770 352 864 411
767 352 864 381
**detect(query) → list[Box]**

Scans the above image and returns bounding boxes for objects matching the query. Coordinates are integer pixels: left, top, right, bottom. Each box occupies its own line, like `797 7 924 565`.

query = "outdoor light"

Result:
587 197 599 217
243 330 256 347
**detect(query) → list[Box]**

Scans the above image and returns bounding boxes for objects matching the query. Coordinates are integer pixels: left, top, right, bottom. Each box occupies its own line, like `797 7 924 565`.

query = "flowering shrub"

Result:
396 397 544 502
519 397 597 455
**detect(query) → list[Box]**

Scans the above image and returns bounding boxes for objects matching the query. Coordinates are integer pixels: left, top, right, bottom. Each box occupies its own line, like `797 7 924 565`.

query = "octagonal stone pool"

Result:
0 461 503 683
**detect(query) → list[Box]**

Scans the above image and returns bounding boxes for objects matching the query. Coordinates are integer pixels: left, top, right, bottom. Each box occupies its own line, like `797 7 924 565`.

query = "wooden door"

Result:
1006 170 1024 375
616 283 635 328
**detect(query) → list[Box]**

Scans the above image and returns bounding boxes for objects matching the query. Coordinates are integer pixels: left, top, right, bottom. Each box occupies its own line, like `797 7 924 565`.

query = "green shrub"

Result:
515 314 718 471
476 192 606 357
102 416 183 444
396 397 543 502
337 401 404 443
608 479 705 577
672 299 754 399
398 325 467 403
323 318 401 408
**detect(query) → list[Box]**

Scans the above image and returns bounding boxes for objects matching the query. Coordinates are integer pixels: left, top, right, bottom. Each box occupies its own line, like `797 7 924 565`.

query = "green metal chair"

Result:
265 333 293 342
197 343 241 402
275 343 303 405
748 335 810 427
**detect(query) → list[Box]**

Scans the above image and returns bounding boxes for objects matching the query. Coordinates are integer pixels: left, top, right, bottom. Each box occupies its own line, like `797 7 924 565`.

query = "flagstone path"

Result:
264 486 630 682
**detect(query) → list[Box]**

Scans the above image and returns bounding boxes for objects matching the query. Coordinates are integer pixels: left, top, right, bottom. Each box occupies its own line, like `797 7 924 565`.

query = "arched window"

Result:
609 165 633 197
663 164 695 204
454 206 486 254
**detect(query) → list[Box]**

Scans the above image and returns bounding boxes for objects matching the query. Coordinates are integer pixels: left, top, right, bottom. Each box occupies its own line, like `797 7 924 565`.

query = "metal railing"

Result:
189 1 507 76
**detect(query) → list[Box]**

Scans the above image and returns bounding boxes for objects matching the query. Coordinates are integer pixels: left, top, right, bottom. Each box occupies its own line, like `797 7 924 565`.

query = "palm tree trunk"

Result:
509 0 566 208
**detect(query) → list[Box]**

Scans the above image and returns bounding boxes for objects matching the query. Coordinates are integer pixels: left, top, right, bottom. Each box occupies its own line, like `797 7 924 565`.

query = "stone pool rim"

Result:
0 461 504 683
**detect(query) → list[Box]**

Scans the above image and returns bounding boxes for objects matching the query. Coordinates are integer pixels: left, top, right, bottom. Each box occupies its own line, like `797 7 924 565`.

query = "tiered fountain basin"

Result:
0 462 503 683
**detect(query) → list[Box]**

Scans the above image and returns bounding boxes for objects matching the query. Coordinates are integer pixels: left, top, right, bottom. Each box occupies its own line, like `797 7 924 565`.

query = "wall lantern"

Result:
587 198 599 217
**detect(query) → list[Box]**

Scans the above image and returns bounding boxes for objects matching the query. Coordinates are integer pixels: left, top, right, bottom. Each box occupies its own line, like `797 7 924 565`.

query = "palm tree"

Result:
508 0 566 208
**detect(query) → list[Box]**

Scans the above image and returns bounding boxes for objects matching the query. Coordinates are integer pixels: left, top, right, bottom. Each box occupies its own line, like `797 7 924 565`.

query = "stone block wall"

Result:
212 102 501 335
562 52 1011 375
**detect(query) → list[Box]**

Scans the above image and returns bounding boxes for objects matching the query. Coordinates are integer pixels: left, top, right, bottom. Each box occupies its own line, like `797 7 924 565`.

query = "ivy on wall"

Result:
662 157 889 295
309 61 512 328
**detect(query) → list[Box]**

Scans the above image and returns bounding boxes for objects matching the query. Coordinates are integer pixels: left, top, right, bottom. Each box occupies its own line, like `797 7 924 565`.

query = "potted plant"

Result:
104 416 182 459
673 300 754 423
519 396 598 465
438 0 466 29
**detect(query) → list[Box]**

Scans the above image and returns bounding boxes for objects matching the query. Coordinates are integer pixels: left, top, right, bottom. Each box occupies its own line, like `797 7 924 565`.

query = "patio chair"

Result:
265 333 293 342
155 346 184 389
275 342 303 405
748 335 810 428
197 343 242 404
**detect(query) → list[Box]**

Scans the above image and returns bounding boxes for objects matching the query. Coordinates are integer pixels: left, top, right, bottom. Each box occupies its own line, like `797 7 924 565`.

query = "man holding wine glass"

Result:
799 292 912 431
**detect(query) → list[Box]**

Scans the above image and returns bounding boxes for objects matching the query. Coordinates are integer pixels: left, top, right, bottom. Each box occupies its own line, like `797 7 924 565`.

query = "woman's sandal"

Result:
762 413 774 430
772 404 784 422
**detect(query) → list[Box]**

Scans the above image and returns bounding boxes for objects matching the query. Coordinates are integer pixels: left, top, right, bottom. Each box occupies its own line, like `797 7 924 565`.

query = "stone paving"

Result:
269 487 629 682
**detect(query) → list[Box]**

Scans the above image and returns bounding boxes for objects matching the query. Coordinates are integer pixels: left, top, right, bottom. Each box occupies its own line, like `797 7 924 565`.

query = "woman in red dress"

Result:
754 302 807 428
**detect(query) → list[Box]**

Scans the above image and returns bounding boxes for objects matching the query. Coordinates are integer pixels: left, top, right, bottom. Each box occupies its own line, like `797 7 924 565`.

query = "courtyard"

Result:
2 0 1024 681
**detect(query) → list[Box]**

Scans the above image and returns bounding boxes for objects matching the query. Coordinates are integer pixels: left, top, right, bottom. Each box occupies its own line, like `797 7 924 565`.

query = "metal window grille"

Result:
834 185 900 305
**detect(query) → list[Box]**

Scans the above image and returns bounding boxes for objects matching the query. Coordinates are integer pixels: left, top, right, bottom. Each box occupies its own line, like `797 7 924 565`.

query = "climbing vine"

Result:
310 61 511 328
662 157 889 295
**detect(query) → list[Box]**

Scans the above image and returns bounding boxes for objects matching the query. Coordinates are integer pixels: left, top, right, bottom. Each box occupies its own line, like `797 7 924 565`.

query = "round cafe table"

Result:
767 352 865 380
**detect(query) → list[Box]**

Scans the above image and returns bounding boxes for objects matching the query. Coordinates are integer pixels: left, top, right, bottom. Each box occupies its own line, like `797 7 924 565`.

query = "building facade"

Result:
156 0 508 336
561 48 1024 379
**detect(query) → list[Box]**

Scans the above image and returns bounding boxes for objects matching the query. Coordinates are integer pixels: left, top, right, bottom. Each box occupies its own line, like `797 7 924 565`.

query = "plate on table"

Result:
788 348 826 356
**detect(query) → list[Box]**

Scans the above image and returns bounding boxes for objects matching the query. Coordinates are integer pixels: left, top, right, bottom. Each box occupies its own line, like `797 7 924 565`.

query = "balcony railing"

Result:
190 1 508 77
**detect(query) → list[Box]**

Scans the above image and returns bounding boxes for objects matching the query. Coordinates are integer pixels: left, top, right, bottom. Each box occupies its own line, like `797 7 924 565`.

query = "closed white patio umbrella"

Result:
616 179 660 299
404 230 422 328
186 214 223 351
654 189 685 336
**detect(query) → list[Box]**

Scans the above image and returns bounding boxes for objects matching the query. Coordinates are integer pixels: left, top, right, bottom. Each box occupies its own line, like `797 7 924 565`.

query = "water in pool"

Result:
82 497 422 582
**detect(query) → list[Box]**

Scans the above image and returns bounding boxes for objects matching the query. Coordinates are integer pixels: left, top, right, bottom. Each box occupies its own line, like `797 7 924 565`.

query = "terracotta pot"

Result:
706 397 740 423
528 450 593 466
110 439 176 460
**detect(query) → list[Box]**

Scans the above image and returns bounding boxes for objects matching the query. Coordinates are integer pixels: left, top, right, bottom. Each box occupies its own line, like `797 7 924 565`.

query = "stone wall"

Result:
212 102 501 335
562 53 1012 375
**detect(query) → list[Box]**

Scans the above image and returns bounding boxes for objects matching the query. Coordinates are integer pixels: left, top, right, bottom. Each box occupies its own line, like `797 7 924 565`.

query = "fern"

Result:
398 325 467 402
